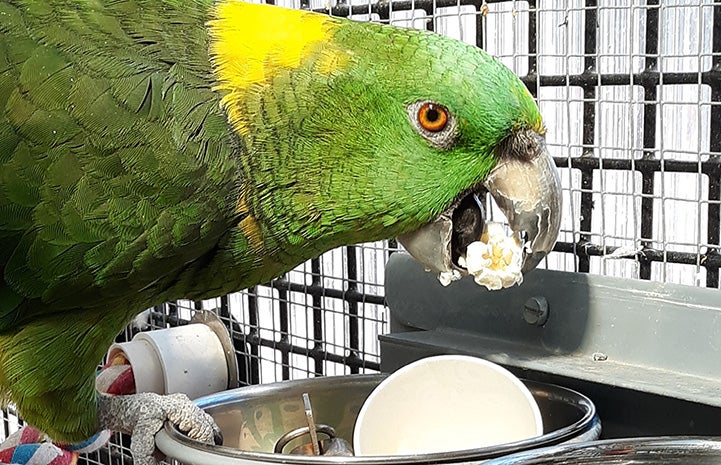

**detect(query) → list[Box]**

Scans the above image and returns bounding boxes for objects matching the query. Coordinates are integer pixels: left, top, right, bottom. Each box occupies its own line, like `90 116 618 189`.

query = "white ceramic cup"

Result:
353 355 543 456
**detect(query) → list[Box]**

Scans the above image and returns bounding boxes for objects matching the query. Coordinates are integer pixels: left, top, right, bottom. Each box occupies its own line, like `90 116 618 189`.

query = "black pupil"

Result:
426 106 440 122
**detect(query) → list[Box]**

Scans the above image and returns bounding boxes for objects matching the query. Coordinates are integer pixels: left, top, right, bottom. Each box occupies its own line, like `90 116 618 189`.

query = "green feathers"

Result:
1 0 238 316
0 0 239 440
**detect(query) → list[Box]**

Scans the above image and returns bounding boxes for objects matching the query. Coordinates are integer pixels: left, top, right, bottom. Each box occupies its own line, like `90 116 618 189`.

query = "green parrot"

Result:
0 0 561 463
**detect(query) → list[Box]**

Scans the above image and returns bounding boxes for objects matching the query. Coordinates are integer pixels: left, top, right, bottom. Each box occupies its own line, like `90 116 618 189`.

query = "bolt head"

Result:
523 296 549 326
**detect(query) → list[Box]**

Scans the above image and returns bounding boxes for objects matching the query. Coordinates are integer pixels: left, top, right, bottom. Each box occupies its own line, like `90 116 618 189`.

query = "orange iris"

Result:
417 103 448 132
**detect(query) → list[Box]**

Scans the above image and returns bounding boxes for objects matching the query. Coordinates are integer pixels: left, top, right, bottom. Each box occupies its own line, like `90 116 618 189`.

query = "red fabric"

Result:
104 366 135 396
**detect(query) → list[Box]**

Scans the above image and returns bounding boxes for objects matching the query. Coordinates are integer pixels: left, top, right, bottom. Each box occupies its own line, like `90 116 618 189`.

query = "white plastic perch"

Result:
107 311 239 400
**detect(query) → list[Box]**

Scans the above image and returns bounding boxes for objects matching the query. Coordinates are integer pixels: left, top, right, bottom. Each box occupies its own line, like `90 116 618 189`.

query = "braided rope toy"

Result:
0 354 133 465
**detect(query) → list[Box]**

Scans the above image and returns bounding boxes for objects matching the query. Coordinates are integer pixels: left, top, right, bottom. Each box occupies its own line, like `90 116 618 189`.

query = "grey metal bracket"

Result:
381 253 721 409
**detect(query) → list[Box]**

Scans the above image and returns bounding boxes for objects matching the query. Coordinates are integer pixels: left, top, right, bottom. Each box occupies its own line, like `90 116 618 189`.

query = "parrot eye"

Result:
407 101 457 149
417 103 448 132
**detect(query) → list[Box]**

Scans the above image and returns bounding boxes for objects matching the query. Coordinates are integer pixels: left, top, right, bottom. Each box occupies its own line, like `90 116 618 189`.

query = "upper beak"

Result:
485 131 562 272
398 130 562 278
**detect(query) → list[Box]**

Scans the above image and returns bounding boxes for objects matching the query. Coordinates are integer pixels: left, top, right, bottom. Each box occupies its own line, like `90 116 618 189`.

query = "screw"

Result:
523 296 549 326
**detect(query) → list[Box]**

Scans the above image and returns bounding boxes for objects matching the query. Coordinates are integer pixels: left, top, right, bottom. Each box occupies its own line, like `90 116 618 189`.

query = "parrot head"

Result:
210 2 561 277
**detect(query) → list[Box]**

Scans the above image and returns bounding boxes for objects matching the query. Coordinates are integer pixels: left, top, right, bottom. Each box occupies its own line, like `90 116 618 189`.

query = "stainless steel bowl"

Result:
482 437 721 464
156 374 600 465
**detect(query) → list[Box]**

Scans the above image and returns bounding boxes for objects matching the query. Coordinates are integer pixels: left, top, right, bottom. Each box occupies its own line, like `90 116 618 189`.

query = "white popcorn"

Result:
460 222 524 290
438 269 462 287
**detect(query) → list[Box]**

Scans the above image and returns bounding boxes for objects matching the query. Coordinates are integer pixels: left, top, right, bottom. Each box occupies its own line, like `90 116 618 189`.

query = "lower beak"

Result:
398 130 562 280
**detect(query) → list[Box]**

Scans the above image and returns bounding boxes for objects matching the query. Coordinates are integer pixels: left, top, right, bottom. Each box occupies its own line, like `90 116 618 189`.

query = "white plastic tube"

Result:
108 323 229 400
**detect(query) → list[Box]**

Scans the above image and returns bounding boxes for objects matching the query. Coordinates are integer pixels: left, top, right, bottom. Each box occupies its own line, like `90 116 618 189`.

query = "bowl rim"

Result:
480 436 721 464
160 374 598 464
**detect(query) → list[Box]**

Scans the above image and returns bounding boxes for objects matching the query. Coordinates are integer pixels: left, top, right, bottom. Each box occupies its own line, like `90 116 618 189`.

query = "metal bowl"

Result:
156 374 600 465
482 437 721 464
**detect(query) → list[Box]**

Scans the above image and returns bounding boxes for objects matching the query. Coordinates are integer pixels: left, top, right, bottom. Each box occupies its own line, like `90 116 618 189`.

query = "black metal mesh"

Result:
142 242 394 386
2 2 720 464
537 1 721 287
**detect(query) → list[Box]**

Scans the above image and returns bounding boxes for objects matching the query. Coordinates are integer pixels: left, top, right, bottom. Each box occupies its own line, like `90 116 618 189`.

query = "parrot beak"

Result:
398 130 562 278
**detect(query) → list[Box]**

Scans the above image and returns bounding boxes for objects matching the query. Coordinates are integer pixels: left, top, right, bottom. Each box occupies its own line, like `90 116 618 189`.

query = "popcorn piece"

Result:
462 222 523 290
432 222 523 289
438 269 462 287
